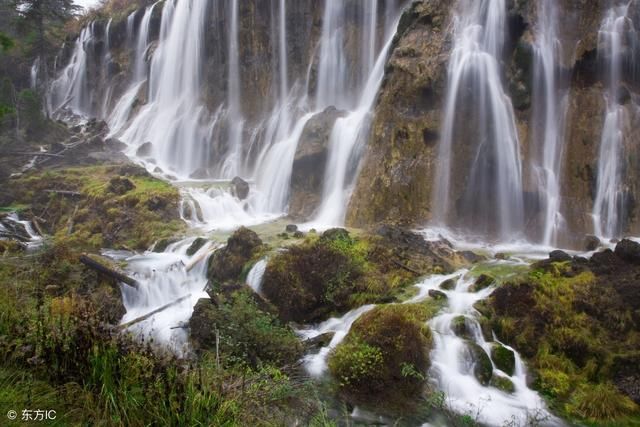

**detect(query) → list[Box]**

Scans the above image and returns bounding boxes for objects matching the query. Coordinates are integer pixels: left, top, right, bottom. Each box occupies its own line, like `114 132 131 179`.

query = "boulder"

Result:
186 237 208 256
491 375 515 394
428 289 447 300
584 235 601 251
135 142 153 157
289 107 345 219
328 304 432 410
465 342 493 385
469 274 495 292
491 344 516 376
231 176 250 200
207 227 263 290
304 332 335 351
439 277 457 290
105 138 127 152
285 224 298 233
452 315 470 339
614 239 640 264
549 250 572 263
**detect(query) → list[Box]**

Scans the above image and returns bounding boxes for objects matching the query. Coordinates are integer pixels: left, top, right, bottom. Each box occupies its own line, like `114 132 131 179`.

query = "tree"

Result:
15 0 81 59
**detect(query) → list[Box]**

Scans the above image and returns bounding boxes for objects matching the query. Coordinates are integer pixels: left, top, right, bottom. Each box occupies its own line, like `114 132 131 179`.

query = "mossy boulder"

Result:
439 277 457 290
186 237 208 256
189 287 302 367
469 274 495 292
452 315 470 339
261 229 420 323
491 344 516 376
207 227 263 290
328 304 433 411
466 342 493 385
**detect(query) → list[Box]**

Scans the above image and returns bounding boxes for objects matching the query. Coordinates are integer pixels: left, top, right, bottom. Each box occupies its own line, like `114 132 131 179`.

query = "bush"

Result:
567 383 638 421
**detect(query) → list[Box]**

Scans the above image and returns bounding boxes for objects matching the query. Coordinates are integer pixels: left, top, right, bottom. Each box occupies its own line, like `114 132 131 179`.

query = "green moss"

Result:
10 165 184 250
261 229 419 323
566 383 638 422
491 344 515 376
467 342 493 385
328 304 433 412
491 375 515 394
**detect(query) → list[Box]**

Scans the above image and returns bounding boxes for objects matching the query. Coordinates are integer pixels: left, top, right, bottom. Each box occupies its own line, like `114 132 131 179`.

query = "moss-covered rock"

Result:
328 304 434 412
452 315 470 339
491 344 516 376
469 274 495 292
186 237 208 256
207 227 263 290
466 342 493 386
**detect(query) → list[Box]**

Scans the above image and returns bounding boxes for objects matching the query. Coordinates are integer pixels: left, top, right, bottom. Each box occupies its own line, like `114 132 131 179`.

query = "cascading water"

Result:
413 270 557 426
48 25 92 115
531 0 568 246
592 3 637 239
220 0 245 179
433 0 524 240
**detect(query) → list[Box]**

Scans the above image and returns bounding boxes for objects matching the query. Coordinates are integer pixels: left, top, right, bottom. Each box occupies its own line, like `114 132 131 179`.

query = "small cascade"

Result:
592 3 637 239
413 268 557 426
30 57 40 89
106 238 213 353
246 258 267 294
531 0 568 246
433 0 524 240
0 213 43 250
298 305 376 377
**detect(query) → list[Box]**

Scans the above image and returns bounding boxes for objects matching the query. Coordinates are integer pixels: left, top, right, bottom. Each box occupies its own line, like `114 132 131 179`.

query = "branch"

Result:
117 294 192 331
79 253 139 289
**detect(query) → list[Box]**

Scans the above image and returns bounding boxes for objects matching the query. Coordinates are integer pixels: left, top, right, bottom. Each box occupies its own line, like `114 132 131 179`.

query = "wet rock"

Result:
469 274 495 292
466 342 493 386
614 239 640 264
285 224 298 233
135 142 153 157
231 176 250 200
189 298 217 350
186 237 208 256
428 289 447 300
495 252 509 260
461 250 486 263
584 235 601 251
549 250 572 263
289 107 346 219
107 177 135 195
105 138 127 152
439 277 457 290
207 227 263 290
303 332 335 350
452 315 470 339
491 344 515 376
153 237 180 253
293 231 304 238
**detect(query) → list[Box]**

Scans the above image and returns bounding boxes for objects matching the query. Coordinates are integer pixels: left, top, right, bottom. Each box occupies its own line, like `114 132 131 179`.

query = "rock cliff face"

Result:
347 0 450 227
348 0 640 246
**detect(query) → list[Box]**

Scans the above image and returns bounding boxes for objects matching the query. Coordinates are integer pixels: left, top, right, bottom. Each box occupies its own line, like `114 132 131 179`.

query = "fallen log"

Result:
117 294 192 331
391 259 424 276
79 253 139 289
185 248 215 272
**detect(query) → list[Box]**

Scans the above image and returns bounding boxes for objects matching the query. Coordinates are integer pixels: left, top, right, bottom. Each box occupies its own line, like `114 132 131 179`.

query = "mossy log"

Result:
79 253 139 289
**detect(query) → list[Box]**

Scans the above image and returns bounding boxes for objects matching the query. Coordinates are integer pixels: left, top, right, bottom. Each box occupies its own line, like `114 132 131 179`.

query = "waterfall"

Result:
221 0 245 178
117 0 210 176
312 20 397 226
107 4 157 135
30 57 39 89
433 0 524 240
48 25 92 115
592 3 636 239
100 18 113 118
531 0 568 246
315 0 349 110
